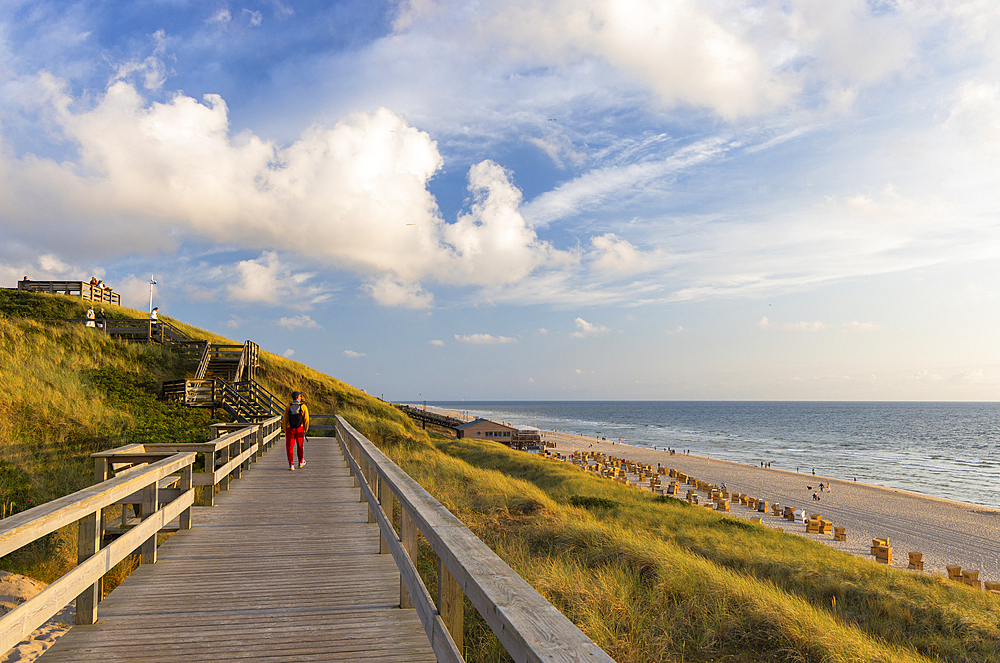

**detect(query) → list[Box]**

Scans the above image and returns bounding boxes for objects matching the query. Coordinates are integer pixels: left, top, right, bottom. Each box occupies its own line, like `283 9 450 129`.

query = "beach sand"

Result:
0 571 73 663
422 405 1000 582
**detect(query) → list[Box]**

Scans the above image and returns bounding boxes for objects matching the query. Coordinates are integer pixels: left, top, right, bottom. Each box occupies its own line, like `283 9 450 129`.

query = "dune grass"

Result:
368 434 1000 663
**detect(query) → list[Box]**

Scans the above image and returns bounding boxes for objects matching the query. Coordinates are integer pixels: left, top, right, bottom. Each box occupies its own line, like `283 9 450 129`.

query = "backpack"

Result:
287 403 304 428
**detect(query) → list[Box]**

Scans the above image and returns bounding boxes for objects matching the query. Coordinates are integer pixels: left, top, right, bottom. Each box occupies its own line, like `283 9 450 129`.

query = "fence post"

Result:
439 561 464 653
378 476 391 555
203 449 216 507
140 481 159 564
400 507 417 609
75 511 100 625
180 461 193 530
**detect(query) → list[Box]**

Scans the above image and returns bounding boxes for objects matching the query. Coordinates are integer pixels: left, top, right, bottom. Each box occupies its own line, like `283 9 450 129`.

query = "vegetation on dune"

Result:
3 288 998 662
373 433 1000 663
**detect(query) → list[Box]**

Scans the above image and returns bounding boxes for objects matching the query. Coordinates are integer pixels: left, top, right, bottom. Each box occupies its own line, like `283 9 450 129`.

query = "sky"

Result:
2 0 999 401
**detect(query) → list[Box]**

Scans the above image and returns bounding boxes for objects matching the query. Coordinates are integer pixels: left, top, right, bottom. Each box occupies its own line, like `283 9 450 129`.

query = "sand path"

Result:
422 405 1000 581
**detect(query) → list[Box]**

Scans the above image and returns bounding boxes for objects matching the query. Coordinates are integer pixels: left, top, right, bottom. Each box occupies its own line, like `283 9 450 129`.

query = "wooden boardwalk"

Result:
40 438 436 662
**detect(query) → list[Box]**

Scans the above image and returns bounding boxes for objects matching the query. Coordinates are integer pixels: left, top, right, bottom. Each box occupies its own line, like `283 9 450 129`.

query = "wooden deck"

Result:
39 437 436 662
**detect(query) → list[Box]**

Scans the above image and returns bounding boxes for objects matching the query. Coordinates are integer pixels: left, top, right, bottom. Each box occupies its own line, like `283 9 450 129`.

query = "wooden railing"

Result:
0 452 196 652
93 416 282 507
17 280 121 306
334 415 615 663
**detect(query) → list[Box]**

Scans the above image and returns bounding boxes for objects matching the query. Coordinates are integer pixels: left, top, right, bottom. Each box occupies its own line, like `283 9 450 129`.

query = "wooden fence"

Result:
93 417 282 507
0 416 281 656
334 415 615 663
17 280 121 306
0 452 195 653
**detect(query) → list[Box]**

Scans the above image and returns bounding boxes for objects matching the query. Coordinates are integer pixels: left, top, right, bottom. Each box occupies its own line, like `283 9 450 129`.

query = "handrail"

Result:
94 416 282 506
334 415 615 663
0 452 195 651
194 342 212 379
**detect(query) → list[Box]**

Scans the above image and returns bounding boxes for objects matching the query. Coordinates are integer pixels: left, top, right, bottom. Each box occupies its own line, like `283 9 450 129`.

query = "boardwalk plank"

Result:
39 438 436 662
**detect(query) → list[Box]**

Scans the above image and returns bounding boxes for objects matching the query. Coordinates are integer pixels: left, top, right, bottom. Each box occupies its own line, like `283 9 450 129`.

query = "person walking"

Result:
283 391 309 471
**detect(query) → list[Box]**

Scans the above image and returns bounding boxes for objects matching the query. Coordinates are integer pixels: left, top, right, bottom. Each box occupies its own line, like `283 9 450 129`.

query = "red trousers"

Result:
285 427 305 465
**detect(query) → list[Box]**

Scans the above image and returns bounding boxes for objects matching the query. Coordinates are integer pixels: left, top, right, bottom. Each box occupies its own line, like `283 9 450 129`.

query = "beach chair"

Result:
907 552 924 571
984 580 1000 594
750 516 763 524
872 545 892 564
833 526 846 542
716 499 730 512
757 500 768 513
946 565 963 582
771 503 781 516
963 570 982 589
792 509 805 523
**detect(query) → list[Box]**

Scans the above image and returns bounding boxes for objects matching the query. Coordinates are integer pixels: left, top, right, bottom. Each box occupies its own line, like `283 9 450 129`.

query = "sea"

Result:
429 401 1000 510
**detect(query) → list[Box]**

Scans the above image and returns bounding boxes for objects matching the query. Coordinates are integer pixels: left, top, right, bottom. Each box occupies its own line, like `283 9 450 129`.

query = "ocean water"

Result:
430 401 1000 510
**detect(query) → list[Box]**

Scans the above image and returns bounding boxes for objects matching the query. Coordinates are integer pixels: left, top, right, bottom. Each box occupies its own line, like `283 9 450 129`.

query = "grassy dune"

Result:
2 289 998 662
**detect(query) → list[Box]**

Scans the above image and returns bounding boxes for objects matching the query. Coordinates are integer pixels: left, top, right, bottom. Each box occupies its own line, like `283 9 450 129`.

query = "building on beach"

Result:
456 418 543 449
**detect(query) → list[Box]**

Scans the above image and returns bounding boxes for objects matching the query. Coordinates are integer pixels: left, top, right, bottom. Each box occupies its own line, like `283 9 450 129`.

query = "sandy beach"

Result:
0 571 73 663
424 405 1000 582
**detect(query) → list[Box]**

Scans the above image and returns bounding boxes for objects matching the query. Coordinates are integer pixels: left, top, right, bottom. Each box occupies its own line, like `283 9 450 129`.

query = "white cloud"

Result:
759 317 829 332
283 348 295 358
945 80 1000 150
428 339 445 346
396 0 917 121
538 327 548 334
226 316 244 330
570 317 609 338
343 350 366 358
0 80 579 307
208 9 231 26
225 252 327 308
244 9 263 27
588 233 663 275
454 333 517 344
277 314 321 330
363 277 434 309
842 321 880 332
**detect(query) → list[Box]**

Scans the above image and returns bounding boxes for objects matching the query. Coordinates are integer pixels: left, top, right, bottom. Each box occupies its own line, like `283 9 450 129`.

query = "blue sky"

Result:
2 0 999 401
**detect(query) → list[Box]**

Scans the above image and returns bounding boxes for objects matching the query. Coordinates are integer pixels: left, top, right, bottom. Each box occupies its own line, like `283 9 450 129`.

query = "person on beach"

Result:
283 391 309 470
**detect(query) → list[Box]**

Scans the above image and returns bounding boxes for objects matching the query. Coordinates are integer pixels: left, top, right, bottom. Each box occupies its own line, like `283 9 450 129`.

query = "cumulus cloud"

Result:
282 348 295 358
343 350 366 358
570 317 609 338
0 79 574 307
363 277 434 309
588 233 663 275
454 333 517 344
428 339 445 346
225 252 327 308
277 314 321 330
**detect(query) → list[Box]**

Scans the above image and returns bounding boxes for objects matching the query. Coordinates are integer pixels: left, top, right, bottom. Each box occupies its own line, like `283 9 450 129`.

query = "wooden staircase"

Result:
164 341 284 423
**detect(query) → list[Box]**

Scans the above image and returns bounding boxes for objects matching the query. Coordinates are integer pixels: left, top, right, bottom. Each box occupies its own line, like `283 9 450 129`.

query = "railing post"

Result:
140 481 158 564
400 507 417 609
203 449 216 506
180 461 193 530
378 476 391 555
439 561 464 653
75 511 100 625
220 440 232 489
